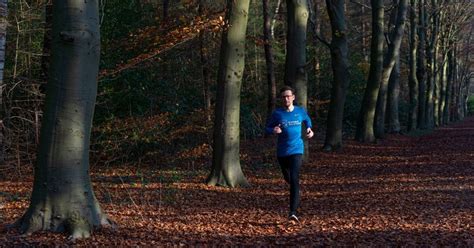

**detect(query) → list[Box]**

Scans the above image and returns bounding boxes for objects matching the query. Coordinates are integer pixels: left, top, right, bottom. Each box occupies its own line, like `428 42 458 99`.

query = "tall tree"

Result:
386 53 401 133
424 0 439 128
0 0 6 163
407 0 419 131
14 0 113 239
198 0 212 121
355 0 384 143
163 0 170 22
373 0 408 138
207 0 250 187
416 0 427 129
323 0 350 151
40 2 53 82
262 0 277 117
284 0 310 155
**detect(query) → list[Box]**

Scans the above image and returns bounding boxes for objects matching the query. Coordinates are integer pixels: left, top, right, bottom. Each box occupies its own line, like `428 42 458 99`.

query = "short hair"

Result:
279 86 295 95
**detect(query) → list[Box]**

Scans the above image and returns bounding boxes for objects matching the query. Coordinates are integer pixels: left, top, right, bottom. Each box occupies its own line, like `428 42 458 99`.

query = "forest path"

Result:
1 117 473 246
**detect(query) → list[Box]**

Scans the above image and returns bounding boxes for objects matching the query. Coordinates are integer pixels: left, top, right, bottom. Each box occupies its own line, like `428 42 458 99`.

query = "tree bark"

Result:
438 56 447 125
416 0 427 129
271 0 283 39
424 0 439 128
163 0 170 22
0 0 7 163
407 0 418 131
355 0 384 143
386 53 401 133
207 0 250 187
323 0 349 151
374 0 408 138
262 0 276 118
198 0 212 121
285 0 310 156
40 2 53 83
15 0 113 239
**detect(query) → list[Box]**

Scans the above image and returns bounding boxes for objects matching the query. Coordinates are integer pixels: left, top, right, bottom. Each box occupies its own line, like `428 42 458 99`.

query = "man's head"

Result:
280 86 295 109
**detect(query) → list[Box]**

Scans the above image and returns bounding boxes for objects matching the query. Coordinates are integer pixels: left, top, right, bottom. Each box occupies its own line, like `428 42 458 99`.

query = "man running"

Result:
265 86 314 222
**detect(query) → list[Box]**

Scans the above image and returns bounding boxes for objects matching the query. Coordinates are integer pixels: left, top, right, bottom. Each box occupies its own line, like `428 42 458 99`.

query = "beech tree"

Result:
207 0 250 187
323 0 350 151
355 0 384 143
416 0 427 129
407 0 419 131
262 0 277 117
14 0 113 239
0 0 7 163
284 0 310 155
373 0 408 138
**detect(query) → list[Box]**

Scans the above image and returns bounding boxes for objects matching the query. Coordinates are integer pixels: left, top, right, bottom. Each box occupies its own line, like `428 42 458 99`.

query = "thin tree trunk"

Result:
432 10 442 126
0 0 7 163
374 0 408 138
361 0 369 62
163 0 170 22
312 0 321 96
263 0 276 117
444 46 453 123
416 0 427 129
386 53 401 133
355 0 384 143
199 0 211 121
438 58 447 125
285 0 310 156
15 0 113 239
323 0 349 151
207 0 250 187
425 0 438 128
271 0 283 39
407 0 418 131
448 43 457 122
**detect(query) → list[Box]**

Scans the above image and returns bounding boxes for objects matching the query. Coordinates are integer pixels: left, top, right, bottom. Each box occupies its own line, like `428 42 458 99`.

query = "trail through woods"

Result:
1 117 473 246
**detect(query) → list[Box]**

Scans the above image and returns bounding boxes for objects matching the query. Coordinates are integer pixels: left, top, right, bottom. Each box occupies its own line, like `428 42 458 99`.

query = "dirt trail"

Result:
1 117 473 246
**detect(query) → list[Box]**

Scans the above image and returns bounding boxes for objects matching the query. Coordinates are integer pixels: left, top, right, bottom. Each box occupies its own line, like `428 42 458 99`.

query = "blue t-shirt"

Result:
265 106 312 157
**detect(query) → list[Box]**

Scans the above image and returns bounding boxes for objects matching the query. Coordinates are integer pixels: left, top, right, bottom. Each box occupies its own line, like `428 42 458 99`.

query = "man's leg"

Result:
288 154 302 217
277 156 291 184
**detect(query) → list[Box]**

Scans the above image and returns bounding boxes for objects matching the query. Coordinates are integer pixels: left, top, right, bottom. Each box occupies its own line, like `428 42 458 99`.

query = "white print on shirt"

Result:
282 120 301 128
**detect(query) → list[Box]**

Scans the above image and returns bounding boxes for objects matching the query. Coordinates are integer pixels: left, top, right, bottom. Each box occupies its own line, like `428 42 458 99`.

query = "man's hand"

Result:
306 128 314 138
273 124 282 134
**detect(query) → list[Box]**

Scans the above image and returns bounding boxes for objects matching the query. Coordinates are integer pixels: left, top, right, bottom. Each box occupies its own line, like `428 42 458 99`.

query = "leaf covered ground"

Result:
1 117 473 246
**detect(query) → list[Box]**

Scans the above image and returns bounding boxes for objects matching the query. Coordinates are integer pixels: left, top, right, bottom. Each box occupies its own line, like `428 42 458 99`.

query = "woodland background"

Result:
0 0 473 246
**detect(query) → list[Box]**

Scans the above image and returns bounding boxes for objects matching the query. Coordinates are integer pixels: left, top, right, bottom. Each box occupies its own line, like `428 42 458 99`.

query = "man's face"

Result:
281 90 295 108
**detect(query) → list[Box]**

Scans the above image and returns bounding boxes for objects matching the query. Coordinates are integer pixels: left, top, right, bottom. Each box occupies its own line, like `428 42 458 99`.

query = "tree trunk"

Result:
262 0 276 118
361 0 369 62
407 0 418 132
198 0 212 121
40 3 53 83
285 0 309 156
163 0 170 22
15 0 113 239
0 0 7 163
424 0 438 128
444 46 453 123
432 31 441 126
374 0 408 138
386 54 401 133
323 0 349 151
207 0 250 187
271 0 283 39
355 0 384 143
438 57 447 125
416 0 427 129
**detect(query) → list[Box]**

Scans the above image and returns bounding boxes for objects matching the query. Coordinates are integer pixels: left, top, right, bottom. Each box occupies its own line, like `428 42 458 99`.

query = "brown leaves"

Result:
99 12 225 79
1 117 474 246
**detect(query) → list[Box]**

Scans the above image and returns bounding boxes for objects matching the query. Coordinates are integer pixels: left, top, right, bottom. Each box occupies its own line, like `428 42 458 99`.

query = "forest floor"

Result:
1 117 473 246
